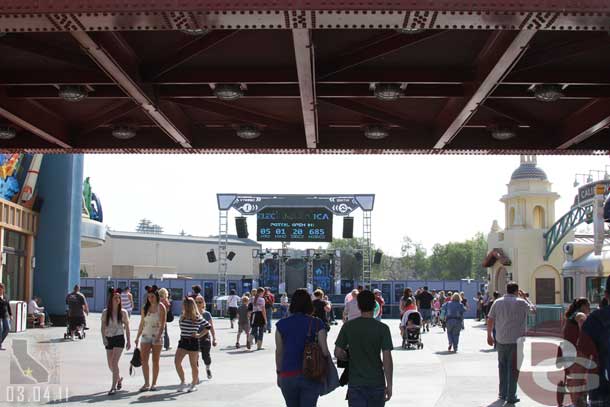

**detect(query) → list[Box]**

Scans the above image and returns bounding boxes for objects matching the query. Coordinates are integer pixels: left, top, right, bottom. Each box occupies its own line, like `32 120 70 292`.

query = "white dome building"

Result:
485 155 568 304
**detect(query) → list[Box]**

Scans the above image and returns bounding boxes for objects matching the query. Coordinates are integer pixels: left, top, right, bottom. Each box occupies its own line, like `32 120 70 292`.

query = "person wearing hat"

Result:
576 276 610 406
373 289 385 321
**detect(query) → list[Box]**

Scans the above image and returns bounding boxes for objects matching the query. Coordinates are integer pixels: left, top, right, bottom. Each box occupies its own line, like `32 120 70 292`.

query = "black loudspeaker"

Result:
373 250 383 265
354 252 363 262
227 251 236 261
343 217 354 239
235 217 249 238
206 249 217 263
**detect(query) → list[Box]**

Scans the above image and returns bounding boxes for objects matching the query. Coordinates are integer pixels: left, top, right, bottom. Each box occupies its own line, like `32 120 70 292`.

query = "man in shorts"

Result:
65 284 89 340
235 296 251 349
415 286 434 332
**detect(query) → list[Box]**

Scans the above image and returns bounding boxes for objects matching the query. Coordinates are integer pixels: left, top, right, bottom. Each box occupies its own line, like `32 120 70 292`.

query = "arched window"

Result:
533 206 546 229
509 207 516 226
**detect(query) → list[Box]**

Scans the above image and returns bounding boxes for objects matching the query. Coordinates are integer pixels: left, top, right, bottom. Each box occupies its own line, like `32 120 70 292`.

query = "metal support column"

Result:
362 210 372 288
306 249 314 293
333 250 341 295
217 210 229 296
278 242 288 294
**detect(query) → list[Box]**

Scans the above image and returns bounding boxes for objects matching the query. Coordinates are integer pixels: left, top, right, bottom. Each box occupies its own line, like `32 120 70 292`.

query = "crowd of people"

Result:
1 278 609 406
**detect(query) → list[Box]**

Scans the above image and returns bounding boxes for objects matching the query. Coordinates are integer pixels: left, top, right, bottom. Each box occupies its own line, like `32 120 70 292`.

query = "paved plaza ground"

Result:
0 314 553 407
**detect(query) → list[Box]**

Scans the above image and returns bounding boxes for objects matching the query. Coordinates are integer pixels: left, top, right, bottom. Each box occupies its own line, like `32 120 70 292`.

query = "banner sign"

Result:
573 180 610 208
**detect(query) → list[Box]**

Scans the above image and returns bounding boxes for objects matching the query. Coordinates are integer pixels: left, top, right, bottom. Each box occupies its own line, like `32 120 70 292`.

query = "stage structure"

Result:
216 194 375 295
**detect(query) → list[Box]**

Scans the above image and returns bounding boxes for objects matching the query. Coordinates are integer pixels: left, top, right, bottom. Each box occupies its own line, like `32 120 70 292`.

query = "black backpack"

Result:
129 348 142 376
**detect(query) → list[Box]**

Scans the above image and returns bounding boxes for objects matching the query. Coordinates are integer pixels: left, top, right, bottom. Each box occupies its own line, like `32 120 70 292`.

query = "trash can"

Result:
9 301 27 332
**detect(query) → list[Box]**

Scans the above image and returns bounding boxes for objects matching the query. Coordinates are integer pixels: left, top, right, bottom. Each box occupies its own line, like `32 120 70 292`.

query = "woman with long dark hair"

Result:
557 297 590 407
399 287 416 318
275 288 330 407
175 297 210 392
195 295 217 380
101 289 131 395
135 286 166 392
251 287 267 350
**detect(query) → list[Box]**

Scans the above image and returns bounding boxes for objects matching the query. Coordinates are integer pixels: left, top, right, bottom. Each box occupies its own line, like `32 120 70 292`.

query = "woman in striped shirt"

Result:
174 297 210 393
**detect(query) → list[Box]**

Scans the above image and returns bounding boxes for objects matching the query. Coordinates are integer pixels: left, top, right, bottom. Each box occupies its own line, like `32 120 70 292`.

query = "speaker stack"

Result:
235 217 249 238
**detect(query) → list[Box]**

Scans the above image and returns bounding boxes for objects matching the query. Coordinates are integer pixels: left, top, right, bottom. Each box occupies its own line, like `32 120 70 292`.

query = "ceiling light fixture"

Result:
533 84 563 102
58 85 88 102
181 28 209 36
0 126 17 140
236 125 261 140
374 83 402 101
364 125 389 140
488 124 517 141
214 84 244 101
112 126 137 140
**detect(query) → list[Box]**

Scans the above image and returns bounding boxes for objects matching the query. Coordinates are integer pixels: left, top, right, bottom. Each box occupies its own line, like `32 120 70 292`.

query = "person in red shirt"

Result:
374 289 385 321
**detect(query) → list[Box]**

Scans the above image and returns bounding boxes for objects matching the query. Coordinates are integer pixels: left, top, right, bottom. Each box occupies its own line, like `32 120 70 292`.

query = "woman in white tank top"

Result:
135 286 166 392
101 289 130 395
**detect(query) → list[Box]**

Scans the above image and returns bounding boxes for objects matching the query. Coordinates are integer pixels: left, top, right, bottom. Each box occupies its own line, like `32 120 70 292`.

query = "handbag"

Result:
320 356 340 396
129 348 142 376
302 317 327 381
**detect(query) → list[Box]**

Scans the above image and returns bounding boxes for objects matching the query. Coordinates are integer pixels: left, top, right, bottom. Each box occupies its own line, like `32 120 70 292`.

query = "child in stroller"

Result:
400 310 423 350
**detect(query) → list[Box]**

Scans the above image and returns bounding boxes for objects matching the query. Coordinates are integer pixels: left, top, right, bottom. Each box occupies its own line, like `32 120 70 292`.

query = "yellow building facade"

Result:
486 155 571 304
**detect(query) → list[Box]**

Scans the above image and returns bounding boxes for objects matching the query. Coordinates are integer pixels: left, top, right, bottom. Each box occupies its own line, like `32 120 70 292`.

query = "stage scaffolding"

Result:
216 194 375 293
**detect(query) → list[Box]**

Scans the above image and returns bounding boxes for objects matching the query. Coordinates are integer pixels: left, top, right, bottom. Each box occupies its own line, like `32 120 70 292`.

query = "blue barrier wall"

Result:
82 278 486 318
34 155 84 315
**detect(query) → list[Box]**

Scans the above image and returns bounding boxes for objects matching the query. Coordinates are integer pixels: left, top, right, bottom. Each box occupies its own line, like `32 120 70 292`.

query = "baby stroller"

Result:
63 312 86 340
401 310 423 350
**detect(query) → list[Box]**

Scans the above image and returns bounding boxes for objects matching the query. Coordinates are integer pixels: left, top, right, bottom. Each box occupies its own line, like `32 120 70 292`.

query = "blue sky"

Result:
84 154 609 256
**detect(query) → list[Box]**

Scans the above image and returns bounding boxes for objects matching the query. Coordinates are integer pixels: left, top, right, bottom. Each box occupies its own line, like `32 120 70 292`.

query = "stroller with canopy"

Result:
400 310 423 350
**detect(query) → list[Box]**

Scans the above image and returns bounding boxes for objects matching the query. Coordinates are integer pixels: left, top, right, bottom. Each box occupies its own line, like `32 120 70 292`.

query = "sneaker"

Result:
235 342 240 349
506 397 520 404
187 384 198 393
206 369 212 379
246 341 251 350
177 383 187 392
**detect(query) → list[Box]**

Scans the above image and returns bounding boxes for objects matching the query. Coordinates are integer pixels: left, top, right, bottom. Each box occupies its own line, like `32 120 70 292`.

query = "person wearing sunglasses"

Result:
135 286 166 392
195 295 217 380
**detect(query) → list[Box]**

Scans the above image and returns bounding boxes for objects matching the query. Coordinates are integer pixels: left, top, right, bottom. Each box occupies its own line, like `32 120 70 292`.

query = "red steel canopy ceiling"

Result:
1 1 610 153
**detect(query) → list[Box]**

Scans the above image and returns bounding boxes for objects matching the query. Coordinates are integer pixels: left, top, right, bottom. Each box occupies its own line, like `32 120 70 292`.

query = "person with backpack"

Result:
264 287 275 333
576 276 610 406
227 289 241 329
275 288 330 407
335 290 393 406
486 282 536 404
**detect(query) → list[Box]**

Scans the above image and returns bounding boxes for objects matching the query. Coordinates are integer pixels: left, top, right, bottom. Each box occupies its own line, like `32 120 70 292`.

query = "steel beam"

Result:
174 99 290 129
293 29 318 149
433 30 536 149
77 101 140 136
322 99 424 130
557 98 610 149
144 30 240 79
71 31 192 148
3 1 609 13
511 34 610 74
0 91 71 148
481 100 547 127
0 35 93 69
320 30 447 79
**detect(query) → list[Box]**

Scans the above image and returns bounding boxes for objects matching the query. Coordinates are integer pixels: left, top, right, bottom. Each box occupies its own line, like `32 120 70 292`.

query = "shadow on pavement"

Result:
484 400 506 407
48 390 138 404
480 348 497 353
225 349 254 355
434 351 455 356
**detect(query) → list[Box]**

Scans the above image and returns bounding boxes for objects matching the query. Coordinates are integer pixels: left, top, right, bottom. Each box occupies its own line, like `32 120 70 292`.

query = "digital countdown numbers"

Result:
256 207 333 242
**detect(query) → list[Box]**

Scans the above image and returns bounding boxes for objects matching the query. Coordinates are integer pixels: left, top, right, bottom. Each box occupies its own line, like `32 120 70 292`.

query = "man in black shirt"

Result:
415 286 434 332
